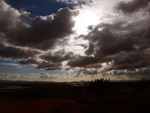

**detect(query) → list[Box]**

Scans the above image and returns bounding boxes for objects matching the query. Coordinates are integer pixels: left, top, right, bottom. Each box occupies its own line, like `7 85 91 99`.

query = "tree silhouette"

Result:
88 78 111 93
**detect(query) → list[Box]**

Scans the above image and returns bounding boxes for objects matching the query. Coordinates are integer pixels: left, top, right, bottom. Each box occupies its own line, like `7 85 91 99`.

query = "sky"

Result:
0 0 150 82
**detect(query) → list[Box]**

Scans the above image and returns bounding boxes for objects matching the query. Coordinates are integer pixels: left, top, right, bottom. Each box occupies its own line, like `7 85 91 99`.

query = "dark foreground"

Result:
0 80 150 113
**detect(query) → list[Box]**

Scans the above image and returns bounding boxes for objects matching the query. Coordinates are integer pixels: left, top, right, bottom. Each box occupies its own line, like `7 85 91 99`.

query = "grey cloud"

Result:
0 73 22 79
112 68 150 79
114 52 143 65
117 0 150 14
0 44 40 60
71 15 150 71
20 59 62 70
35 61 62 70
0 1 77 71
19 58 39 65
39 72 60 79
86 27 135 56
20 58 62 70
0 73 60 80
39 72 49 79
68 56 98 67
137 27 150 50
40 50 74 63
0 1 26 36
75 68 98 77
20 7 75 50
19 50 75 70
111 51 150 70
99 20 150 51
0 1 76 50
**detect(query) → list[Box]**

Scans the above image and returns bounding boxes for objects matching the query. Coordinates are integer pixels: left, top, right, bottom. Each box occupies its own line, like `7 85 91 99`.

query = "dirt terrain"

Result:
0 80 150 113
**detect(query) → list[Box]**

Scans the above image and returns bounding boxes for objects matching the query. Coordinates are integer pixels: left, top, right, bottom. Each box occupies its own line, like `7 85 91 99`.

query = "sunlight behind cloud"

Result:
73 9 100 35
72 0 131 35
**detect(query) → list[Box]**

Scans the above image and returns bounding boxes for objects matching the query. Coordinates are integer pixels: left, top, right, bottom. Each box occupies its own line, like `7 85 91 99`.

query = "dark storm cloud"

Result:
0 1 28 38
0 1 77 50
19 50 75 70
117 0 150 14
40 50 74 63
19 7 76 50
98 20 150 51
138 27 150 50
20 58 62 70
35 61 62 70
86 27 135 56
68 56 98 67
87 24 150 70
111 51 150 70
69 14 150 70
0 1 77 71
0 44 39 60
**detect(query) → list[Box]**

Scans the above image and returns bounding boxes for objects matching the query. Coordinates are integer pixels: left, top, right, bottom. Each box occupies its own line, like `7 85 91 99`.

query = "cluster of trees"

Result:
88 78 111 92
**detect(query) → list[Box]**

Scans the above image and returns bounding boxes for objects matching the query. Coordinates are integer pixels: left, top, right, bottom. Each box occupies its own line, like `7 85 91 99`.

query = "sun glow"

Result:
73 10 100 35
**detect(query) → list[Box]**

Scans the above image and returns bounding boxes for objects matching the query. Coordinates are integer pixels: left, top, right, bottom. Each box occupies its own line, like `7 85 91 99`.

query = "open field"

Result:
0 80 150 113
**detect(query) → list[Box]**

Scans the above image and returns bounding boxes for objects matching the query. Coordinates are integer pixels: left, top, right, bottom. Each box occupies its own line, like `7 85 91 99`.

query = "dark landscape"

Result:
0 79 150 113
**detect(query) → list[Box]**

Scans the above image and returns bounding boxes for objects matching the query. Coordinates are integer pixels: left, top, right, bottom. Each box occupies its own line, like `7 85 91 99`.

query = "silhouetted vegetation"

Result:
88 78 111 93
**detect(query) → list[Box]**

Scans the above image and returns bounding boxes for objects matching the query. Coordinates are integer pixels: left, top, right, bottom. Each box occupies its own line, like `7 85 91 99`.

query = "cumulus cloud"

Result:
82 21 150 70
86 27 135 55
0 73 23 79
39 72 61 79
68 0 150 71
0 1 78 71
0 72 61 81
0 1 77 50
